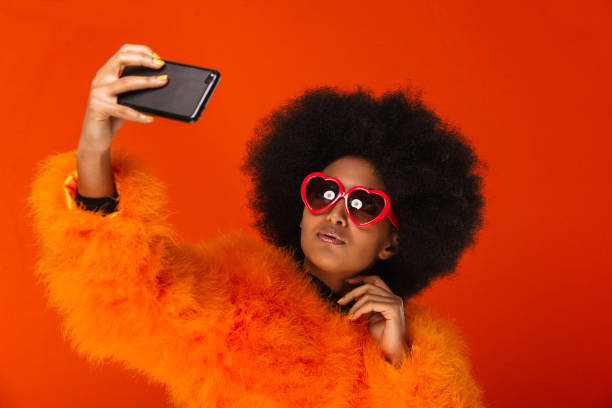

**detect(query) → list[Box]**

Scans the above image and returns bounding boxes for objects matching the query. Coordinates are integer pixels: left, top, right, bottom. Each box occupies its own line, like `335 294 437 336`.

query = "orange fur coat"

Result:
27 147 485 407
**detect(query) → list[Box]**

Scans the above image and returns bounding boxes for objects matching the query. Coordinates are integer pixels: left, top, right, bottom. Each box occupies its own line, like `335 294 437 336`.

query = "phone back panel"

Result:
117 60 220 123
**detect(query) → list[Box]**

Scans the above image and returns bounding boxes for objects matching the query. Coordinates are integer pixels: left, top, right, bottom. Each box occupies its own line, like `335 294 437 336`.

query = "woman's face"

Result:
300 156 399 291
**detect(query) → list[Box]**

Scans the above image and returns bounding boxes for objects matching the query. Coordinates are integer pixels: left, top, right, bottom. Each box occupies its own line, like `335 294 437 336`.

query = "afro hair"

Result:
241 86 486 299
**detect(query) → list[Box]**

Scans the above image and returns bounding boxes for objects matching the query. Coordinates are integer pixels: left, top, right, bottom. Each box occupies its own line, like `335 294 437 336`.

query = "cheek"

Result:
350 235 380 260
349 228 390 262
300 207 309 230
300 208 315 245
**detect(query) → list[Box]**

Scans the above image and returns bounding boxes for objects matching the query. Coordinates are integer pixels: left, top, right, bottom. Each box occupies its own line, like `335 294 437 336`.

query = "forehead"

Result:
321 156 386 191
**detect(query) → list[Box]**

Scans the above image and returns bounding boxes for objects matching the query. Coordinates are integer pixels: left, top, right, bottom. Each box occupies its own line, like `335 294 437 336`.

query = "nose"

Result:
326 197 348 227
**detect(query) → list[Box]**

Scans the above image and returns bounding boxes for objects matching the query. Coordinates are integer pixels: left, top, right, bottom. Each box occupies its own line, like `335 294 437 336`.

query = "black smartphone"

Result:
117 60 220 123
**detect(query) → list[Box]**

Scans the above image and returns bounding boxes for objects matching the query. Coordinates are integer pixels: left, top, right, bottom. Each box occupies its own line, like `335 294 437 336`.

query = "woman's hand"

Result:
76 43 168 197
78 43 168 155
337 275 409 368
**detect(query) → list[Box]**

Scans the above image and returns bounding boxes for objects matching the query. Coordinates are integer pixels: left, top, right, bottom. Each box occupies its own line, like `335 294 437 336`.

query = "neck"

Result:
301 258 356 297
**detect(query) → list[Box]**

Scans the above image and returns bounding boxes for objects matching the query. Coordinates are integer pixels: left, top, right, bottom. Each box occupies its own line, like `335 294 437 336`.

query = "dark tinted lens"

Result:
306 177 339 210
347 190 385 224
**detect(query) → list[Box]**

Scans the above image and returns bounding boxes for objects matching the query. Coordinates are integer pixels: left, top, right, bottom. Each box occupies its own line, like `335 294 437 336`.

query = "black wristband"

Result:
74 184 119 216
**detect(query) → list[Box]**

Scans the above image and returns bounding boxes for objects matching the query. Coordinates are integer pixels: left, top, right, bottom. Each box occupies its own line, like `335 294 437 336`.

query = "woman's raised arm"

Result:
76 43 167 198
27 44 231 385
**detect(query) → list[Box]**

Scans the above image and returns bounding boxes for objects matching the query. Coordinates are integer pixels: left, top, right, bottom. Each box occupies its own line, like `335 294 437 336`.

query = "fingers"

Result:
109 43 159 71
337 282 390 305
117 43 156 58
347 294 400 321
106 73 168 96
111 49 165 76
93 43 164 87
337 277 396 306
338 275 402 321
86 88 153 123
106 99 156 123
86 43 167 124
347 292 394 315
346 274 393 293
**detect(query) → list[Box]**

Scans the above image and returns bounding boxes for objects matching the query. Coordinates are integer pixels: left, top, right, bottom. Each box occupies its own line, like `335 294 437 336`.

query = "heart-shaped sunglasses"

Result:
300 172 399 230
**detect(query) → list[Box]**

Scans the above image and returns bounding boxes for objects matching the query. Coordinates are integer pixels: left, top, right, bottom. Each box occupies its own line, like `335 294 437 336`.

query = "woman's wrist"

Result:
386 342 411 369
76 147 115 198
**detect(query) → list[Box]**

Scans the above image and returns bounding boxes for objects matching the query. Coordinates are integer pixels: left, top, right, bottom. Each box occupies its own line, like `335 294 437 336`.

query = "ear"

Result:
378 231 399 261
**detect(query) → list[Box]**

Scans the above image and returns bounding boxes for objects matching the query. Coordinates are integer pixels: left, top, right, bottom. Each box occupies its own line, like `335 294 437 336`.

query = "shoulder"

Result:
404 301 483 401
197 230 295 264
403 301 471 357
196 229 302 285
363 301 485 407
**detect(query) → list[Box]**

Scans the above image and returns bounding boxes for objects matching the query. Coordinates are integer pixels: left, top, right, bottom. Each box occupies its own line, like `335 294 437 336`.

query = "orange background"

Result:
2 1 611 407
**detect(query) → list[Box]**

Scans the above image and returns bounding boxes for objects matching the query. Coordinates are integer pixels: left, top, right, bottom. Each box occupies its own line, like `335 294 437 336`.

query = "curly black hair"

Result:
241 85 486 299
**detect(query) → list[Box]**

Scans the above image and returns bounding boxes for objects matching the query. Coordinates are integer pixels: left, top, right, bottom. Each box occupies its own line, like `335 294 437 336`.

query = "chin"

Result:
305 251 346 274
302 234 348 273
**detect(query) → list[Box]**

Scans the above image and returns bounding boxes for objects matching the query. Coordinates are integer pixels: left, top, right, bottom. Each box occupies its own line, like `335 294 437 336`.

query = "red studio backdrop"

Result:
2 1 611 407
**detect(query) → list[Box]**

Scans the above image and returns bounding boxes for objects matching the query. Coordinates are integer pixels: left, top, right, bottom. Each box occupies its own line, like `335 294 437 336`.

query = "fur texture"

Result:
27 147 484 407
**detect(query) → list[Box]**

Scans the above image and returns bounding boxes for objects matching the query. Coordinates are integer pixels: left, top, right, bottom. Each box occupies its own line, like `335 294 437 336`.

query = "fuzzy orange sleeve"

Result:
361 302 485 408
26 147 235 386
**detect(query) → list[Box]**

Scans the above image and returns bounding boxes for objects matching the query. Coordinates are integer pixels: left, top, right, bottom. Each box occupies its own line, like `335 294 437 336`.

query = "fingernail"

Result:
156 74 168 81
337 297 344 303
153 58 165 66
152 52 161 59
144 114 154 121
347 314 353 320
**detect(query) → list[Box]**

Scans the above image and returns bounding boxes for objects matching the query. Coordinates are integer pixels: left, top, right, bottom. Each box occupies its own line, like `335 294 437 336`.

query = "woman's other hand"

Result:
337 275 409 368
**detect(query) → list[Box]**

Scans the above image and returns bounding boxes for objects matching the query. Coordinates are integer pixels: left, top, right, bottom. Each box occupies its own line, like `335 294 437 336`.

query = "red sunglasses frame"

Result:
300 172 399 230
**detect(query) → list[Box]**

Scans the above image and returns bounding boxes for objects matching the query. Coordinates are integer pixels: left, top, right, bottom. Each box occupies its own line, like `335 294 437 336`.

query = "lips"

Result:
317 227 345 244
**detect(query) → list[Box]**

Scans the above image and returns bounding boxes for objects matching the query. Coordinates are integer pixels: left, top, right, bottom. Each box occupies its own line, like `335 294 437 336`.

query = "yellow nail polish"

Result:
153 58 165 66
152 52 161 59
337 297 344 303
347 314 353 320
156 74 168 81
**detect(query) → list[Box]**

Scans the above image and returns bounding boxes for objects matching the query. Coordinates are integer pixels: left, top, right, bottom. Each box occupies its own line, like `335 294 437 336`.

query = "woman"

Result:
28 43 486 407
